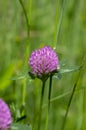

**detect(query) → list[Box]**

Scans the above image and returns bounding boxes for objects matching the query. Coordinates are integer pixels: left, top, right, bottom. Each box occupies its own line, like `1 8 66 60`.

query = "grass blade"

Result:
61 55 86 130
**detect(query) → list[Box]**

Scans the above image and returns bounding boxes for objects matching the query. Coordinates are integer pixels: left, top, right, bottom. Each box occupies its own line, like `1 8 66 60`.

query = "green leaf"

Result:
53 66 80 80
11 123 32 130
10 74 27 80
59 66 81 74
59 59 67 67
53 72 62 80
10 73 33 84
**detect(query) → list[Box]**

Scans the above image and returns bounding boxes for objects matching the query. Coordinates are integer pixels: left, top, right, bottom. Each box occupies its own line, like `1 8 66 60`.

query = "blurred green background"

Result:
0 0 86 130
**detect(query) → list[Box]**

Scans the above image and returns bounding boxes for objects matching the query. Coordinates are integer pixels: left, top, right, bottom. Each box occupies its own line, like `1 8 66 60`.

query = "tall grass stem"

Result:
54 0 65 49
61 55 86 130
18 0 30 36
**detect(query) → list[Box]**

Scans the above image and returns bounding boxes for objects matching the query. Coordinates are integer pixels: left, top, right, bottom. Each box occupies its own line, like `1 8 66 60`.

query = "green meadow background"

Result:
0 0 86 130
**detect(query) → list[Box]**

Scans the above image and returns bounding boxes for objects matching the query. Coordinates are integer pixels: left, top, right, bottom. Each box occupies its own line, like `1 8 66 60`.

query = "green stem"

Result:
18 0 30 36
18 0 31 106
22 79 26 106
38 81 46 130
48 75 53 109
45 75 53 130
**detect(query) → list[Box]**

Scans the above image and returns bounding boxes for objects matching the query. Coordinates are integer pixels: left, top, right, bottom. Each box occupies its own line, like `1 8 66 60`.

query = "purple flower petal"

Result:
29 46 59 78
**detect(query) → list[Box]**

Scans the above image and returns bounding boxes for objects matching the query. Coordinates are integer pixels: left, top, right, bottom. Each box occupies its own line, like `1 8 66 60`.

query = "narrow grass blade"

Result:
61 55 86 130
18 0 30 36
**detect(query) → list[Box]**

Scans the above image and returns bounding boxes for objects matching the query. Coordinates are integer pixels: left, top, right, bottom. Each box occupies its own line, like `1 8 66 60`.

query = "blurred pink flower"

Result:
0 99 12 130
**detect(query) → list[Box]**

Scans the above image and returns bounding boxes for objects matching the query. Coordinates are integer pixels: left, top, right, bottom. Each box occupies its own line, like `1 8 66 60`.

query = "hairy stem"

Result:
45 74 53 130
38 81 46 130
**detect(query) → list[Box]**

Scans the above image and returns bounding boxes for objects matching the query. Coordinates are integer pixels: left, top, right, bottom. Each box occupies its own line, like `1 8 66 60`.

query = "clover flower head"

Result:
0 99 12 130
29 46 59 79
